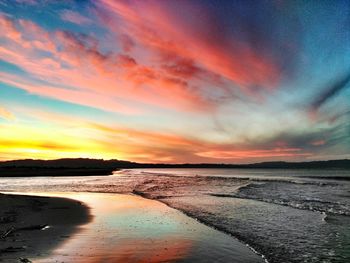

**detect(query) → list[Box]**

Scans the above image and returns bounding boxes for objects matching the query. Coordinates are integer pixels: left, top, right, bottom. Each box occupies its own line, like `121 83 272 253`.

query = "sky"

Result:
0 0 349 163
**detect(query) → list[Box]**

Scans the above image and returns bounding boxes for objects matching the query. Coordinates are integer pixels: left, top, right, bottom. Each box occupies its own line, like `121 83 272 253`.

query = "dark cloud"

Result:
311 72 350 112
119 34 135 52
162 58 201 79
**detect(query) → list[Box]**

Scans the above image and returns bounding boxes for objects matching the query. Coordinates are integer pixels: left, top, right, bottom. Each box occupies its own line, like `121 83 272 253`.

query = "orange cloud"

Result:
0 72 141 115
1 0 281 119
99 0 280 92
0 106 15 121
196 148 312 159
88 121 314 162
0 107 314 163
0 14 218 114
60 10 92 25
310 140 326 146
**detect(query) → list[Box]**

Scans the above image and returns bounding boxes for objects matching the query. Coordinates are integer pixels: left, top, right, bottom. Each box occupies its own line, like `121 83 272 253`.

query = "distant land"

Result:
0 158 349 177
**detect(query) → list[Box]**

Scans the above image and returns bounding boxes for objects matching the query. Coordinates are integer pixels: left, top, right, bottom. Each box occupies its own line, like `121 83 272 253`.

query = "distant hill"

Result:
0 158 138 177
237 160 350 169
0 158 136 169
0 158 349 171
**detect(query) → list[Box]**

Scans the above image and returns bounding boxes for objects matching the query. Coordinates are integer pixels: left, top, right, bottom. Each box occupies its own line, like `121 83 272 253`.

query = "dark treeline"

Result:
0 158 349 177
1 158 350 169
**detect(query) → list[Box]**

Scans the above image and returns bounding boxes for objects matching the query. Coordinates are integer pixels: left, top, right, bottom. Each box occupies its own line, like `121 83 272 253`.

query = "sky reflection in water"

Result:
30 192 262 263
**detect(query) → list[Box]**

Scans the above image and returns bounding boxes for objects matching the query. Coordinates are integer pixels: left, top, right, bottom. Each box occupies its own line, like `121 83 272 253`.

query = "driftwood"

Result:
17 224 48 231
1 224 48 239
0 246 26 253
19 257 32 263
1 226 15 239
0 215 16 224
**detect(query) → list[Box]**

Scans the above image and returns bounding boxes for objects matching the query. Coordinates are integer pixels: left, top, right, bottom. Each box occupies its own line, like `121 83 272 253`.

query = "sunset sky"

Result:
0 0 349 163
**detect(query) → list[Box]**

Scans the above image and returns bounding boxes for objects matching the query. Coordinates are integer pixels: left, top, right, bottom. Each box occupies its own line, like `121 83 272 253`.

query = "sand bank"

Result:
0 193 91 263
11 192 264 263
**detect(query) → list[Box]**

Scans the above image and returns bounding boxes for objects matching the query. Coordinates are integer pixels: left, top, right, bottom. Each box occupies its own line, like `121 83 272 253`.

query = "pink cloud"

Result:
0 106 15 121
98 0 281 93
196 148 312 160
0 72 141 115
0 14 217 114
15 0 37 5
60 10 92 25
118 34 135 52
310 140 326 146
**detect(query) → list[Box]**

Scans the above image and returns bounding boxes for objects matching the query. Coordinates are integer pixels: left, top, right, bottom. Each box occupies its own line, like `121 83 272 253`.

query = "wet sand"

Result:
0 167 114 177
0 193 91 263
2 192 264 263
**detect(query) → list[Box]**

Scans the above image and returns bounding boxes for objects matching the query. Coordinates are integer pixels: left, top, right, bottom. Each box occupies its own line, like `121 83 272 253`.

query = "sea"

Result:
0 168 349 263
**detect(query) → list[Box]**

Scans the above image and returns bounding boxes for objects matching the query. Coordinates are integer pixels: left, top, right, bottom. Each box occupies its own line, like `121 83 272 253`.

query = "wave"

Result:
120 169 341 186
209 192 350 216
137 192 349 263
0 168 349 263
124 169 350 217
300 175 350 181
233 181 350 216
130 191 270 263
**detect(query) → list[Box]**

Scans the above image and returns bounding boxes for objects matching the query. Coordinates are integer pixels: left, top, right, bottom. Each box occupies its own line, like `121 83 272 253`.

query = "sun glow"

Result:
0 0 349 163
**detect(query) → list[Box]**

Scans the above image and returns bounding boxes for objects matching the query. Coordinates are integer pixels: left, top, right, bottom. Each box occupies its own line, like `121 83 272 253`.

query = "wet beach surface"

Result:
0 193 90 263
0 168 349 262
17 192 264 263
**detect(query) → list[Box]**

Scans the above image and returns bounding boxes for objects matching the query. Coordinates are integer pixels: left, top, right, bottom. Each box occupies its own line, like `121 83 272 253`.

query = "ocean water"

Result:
0 168 349 263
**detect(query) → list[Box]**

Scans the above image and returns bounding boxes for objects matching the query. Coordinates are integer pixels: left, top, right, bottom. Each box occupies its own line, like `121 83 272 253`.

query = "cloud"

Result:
196 148 311 159
97 0 282 94
0 105 317 163
15 0 37 5
1 1 348 163
0 72 141 115
0 0 302 118
118 34 135 52
310 140 326 146
310 72 350 114
60 10 92 25
0 106 15 121
0 14 218 114
1 104 345 163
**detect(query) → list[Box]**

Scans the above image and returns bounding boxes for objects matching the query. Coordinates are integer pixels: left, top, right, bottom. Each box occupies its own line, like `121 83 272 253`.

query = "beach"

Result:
1 192 264 263
0 193 90 263
0 168 349 262
1 0 349 261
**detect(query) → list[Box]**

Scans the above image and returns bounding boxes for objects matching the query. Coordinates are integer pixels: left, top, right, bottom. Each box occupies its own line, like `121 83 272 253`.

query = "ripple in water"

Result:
0 168 349 262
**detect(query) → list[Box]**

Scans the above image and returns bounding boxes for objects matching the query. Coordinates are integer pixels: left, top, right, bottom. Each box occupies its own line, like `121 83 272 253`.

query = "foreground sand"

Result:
0 193 91 263
1 192 264 263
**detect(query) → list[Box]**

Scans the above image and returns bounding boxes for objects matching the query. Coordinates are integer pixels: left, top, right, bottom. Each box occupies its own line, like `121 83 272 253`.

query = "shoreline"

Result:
0 193 91 263
132 191 269 263
158 198 270 263
0 167 114 177
2 192 265 263
0 168 348 263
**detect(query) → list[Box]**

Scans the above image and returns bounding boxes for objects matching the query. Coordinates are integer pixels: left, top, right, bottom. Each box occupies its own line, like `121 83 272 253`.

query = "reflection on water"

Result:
2 168 347 262
25 192 264 263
